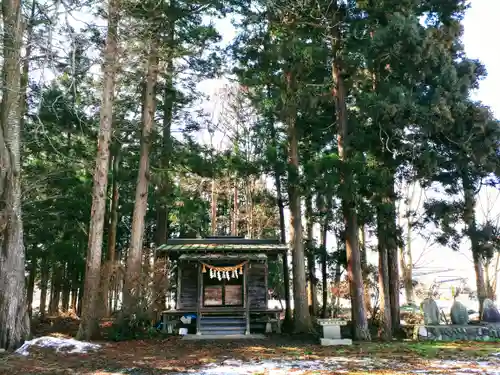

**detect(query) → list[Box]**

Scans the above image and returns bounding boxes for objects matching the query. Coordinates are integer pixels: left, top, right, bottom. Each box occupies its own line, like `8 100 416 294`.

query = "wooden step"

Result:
201 318 245 325
199 329 246 336
202 322 245 328
201 325 246 332
199 315 247 336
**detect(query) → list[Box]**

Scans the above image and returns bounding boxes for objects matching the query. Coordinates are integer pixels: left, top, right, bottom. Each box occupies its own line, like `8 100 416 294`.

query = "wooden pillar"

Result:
244 263 250 335
197 262 203 335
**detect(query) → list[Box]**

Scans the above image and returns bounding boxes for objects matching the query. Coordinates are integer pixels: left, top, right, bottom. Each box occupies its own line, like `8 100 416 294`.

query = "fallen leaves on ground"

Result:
1 336 499 375
1 318 498 374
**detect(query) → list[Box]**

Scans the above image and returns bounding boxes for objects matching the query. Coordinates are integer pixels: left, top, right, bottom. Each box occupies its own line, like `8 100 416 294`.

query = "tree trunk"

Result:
387 240 400 333
39 257 49 316
61 263 71 312
484 264 493 300
486 253 499 300
61 285 71 312
331 16 370 339
102 145 120 317
27 257 37 318
359 226 372 316
281 236 292 329
288 184 312 332
122 40 159 319
245 181 254 237
321 219 329 318
370 50 400 333
382 180 400 334
49 268 61 315
70 288 78 313
113 273 121 312
20 0 36 130
305 195 318 316
472 252 486 315
286 73 312 333
333 233 342 317
108 147 121 257
377 208 392 340
157 29 174 223
0 0 30 351
269 89 292 329
276 182 286 241
462 174 486 317
60 263 67 312
232 183 238 235
77 287 83 317
210 179 217 234
153 21 174 315
142 249 152 299
400 217 415 305
77 0 119 340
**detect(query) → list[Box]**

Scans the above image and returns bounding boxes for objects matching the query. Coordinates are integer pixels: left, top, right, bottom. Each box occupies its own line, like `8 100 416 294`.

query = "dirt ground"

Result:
0 318 499 375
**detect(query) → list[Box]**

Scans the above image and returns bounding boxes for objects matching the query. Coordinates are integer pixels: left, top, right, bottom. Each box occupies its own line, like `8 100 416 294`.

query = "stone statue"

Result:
421 297 440 325
450 300 469 325
481 299 500 323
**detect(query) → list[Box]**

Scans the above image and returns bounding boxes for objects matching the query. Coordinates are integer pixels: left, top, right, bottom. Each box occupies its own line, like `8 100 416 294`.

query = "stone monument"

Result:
450 300 469 325
421 297 440 325
317 318 352 346
481 299 500 323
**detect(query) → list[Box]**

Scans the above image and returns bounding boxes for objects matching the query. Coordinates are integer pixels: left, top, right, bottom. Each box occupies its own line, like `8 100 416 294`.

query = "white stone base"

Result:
323 324 341 339
320 338 353 346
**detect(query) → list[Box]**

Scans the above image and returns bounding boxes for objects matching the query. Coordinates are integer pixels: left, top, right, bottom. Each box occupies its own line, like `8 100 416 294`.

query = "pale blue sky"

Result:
462 0 499 117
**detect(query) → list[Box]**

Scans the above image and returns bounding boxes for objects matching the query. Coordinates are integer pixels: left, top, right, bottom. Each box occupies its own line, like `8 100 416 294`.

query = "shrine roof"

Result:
179 253 268 260
157 236 287 255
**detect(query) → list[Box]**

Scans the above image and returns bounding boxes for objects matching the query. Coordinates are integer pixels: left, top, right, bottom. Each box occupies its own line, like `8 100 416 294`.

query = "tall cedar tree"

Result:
122 39 160 319
77 0 120 340
0 0 30 350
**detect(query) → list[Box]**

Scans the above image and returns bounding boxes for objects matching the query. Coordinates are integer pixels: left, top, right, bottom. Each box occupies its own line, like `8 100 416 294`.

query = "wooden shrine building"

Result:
157 236 288 336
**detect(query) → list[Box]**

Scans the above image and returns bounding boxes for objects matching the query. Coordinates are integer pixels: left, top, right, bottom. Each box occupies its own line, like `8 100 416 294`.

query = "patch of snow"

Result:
15 336 101 356
221 359 244 367
171 357 500 375
416 360 500 374
171 359 344 375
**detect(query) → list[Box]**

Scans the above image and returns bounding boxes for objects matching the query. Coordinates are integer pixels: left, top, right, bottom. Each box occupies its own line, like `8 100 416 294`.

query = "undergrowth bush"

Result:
109 312 161 341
